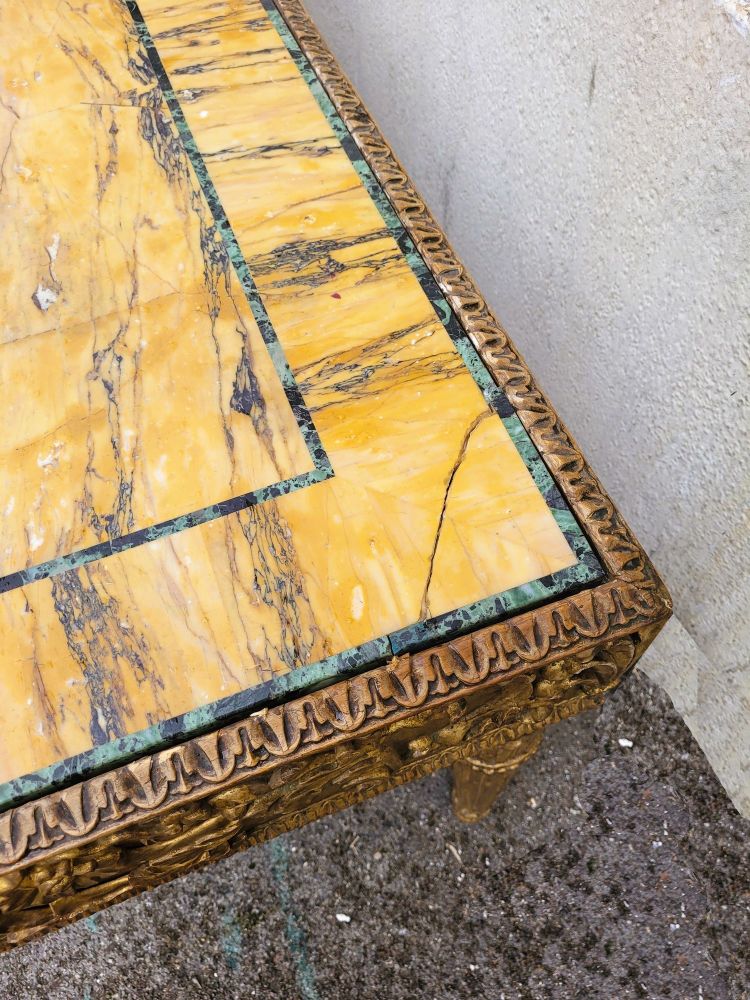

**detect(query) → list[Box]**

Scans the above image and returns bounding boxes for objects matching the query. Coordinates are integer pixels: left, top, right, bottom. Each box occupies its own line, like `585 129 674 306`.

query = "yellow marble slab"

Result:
0 0 597 799
0 3 315 578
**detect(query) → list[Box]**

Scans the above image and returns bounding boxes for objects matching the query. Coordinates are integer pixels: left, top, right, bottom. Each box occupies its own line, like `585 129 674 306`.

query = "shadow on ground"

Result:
0 671 747 1000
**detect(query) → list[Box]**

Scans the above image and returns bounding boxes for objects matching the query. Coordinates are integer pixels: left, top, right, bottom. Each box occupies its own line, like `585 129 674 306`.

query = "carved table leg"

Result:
451 730 544 822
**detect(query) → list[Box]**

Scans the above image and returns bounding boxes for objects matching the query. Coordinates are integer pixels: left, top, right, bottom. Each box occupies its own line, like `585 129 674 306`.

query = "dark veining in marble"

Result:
236 503 330 681
297 321 466 413
51 570 165 745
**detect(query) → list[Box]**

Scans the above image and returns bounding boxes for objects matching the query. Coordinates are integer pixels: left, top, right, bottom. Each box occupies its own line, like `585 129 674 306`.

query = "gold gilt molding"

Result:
0 0 671 950
0 582 658 872
0 634 646 948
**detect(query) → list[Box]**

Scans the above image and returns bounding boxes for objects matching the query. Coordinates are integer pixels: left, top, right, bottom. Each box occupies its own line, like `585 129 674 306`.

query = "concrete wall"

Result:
304 0 750 814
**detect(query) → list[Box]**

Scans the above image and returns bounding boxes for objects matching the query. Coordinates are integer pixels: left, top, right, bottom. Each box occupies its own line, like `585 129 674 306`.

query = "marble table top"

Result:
0 0 601 807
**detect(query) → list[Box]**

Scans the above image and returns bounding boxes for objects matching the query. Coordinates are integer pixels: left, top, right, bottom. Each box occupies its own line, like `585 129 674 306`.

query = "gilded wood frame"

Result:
0 0 671 950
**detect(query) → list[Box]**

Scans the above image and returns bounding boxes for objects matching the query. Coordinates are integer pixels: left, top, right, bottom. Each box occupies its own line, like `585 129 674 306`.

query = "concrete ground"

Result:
0 671 747 1000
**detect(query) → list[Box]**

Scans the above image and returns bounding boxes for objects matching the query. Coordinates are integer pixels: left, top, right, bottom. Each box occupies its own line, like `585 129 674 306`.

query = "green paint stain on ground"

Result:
220 912 243 971
268 840 320 1000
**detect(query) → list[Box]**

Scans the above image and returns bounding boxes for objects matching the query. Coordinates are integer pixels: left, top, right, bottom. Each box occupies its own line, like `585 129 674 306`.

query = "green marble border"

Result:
259 0 604 638
0 2 604 811
0 637 392 810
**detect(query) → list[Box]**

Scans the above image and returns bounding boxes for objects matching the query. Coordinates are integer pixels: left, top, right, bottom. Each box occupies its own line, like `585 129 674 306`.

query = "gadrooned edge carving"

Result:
0 580 664 870
0 0 671 883
0 634 643 949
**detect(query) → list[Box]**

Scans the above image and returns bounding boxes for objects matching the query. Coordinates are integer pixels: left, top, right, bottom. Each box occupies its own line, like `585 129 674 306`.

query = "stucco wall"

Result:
304 0 750 813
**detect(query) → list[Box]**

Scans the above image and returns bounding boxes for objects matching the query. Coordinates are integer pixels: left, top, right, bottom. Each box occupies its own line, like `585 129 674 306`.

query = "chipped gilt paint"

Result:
0 0 603 807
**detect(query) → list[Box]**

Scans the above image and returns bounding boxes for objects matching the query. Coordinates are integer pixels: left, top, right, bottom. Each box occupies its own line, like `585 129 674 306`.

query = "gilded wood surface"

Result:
0 633 647 949
451 730 545 823
0 586 659 871
0 0 671 951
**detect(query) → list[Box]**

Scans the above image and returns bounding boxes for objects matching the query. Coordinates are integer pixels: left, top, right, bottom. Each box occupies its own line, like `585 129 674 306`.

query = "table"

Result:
0 0 670 950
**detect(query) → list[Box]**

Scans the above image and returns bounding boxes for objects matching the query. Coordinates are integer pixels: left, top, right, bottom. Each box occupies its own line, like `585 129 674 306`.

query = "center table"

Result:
0 0 670 950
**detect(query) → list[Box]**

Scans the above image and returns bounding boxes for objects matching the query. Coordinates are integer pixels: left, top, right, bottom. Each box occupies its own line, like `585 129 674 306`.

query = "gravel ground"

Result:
0 670 747 1000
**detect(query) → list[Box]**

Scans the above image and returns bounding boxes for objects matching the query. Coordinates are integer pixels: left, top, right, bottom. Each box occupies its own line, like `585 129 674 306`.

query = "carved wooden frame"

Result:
0 0 671 950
